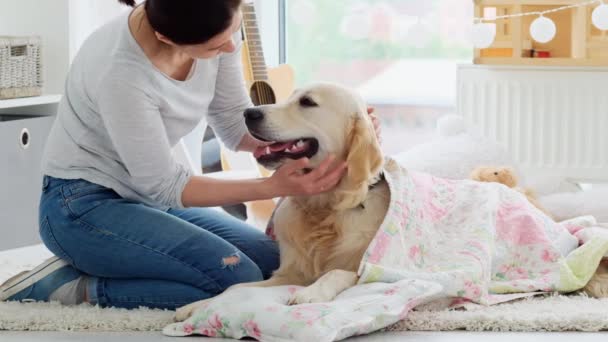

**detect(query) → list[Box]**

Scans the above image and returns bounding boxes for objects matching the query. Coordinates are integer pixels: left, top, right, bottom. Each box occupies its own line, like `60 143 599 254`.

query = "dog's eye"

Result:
299 96 318 108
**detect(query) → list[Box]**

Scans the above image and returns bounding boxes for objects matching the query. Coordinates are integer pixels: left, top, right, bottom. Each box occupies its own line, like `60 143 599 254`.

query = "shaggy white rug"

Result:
2 295 608 333
3 246 608 334
389 295 608 332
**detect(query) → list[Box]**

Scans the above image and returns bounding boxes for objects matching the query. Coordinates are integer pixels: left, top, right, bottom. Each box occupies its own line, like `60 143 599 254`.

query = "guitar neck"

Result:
242 3 269 81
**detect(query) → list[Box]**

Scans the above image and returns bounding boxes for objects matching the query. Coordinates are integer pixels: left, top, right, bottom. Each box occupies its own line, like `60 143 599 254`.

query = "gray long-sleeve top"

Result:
42 13 252 210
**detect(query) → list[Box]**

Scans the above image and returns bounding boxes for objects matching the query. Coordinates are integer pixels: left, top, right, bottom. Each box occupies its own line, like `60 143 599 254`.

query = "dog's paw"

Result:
174 300 208 322
584 263 608 298
174 306 194 322
287 286 333 305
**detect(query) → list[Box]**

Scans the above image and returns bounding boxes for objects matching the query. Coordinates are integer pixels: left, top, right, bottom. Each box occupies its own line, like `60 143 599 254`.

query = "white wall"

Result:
0 0 131 95
0 0 279 96
68 0 130 61
0 0 70 95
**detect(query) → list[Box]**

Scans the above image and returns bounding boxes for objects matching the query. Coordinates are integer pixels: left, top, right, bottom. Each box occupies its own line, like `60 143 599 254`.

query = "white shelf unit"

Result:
0 95 62 110
0 95 62 117
0 95 61 251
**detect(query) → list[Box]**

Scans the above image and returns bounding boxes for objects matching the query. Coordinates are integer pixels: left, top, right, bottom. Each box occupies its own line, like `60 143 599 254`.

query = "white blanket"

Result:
164 158 608 341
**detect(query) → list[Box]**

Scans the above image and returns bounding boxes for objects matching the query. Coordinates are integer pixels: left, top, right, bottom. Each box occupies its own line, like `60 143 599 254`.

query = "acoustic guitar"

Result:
240 1 295 105
219 1 295 228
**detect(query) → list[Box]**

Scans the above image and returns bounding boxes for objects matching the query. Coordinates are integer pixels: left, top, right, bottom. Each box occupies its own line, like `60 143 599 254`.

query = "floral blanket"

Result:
163 158 608 341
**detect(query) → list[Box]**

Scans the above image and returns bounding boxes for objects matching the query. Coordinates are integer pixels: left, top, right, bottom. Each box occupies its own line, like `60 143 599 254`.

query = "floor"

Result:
1 331 608 342
3 229 608 341
3 256 608 341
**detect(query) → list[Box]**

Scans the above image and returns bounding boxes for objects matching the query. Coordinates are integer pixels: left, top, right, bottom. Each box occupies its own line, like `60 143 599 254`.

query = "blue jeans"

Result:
38 176 279 310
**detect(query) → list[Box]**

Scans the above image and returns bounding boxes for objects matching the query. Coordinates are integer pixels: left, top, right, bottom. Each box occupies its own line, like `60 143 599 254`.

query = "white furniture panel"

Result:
458 65 608 184
0 97 60 250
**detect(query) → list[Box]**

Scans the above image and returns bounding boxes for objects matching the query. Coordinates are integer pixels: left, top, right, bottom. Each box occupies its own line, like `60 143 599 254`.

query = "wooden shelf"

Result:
474 57 608 66
0 95 62 110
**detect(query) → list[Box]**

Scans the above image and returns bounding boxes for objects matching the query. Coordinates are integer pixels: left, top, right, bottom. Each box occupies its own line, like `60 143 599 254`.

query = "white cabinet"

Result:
0 96 60 250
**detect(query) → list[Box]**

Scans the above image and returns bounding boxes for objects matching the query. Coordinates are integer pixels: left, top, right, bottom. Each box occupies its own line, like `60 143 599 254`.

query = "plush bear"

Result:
470 166 552 218
393 114 565 218
470 166 518 188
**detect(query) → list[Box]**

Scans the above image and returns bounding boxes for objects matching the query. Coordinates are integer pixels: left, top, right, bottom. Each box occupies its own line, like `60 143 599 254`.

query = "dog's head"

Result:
245 83 383 208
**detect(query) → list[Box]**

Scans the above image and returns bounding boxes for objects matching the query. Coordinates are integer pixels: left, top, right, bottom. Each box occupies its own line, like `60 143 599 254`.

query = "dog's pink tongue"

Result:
253 142 294 159
254 147 266 159
270 142 293 152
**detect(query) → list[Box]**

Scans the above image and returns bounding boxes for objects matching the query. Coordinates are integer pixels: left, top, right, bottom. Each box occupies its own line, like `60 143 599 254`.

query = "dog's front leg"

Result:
288 270 358 305
584 259 608 298
174 275 294 322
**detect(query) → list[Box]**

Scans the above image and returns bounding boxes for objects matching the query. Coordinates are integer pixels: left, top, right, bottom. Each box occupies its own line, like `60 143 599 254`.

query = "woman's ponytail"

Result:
118 0 136 7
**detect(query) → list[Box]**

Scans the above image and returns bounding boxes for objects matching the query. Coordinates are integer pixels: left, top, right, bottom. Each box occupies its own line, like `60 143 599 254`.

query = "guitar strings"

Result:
245 4 273 106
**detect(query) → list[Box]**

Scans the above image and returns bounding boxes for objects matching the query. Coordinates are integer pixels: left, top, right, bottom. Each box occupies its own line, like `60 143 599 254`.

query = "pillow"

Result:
393 115 516 181
540 188 608 223
392 115 576 196
522 174 581 197
163 280 442 341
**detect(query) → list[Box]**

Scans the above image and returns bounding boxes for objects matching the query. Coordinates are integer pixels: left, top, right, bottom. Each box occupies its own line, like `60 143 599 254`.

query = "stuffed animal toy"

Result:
470 166 519 188
393 115 602 221
470 166 552 218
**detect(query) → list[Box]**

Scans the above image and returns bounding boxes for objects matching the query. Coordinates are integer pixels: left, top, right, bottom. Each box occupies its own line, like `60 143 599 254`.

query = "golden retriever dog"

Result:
174 83 608 321
175 83 388 321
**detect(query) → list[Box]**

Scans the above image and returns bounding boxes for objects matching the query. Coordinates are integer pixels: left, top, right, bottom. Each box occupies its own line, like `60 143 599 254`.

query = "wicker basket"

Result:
0 36 43 100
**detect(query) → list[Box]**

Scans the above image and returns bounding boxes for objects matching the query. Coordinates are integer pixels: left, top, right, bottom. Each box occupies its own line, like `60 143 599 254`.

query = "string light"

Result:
472 0 607 48
473 0 601 21
592 2 608 30
472 21 496 48
530 15 556 43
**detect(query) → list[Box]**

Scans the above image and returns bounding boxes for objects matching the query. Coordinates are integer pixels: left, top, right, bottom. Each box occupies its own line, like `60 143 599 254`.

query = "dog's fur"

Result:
174 83 607 321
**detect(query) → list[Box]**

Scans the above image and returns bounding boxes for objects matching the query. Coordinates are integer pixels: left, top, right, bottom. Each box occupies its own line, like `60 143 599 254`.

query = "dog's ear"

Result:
334 116 383 210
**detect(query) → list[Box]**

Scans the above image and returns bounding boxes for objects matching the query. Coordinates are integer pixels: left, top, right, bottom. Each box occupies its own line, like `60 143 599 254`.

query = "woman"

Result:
0 0 382 310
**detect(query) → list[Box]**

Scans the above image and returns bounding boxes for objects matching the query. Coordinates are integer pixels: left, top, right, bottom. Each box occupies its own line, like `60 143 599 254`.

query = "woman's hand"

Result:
182 156 345 207
368 106 382 144
264 155 347 197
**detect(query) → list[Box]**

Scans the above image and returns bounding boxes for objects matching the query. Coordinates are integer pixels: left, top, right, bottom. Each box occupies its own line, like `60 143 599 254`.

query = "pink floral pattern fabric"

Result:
358 159 608 303
164 158 608 341
163 280 443 341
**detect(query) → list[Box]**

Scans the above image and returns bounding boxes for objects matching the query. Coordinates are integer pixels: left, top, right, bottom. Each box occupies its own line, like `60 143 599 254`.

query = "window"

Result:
282 0 474 154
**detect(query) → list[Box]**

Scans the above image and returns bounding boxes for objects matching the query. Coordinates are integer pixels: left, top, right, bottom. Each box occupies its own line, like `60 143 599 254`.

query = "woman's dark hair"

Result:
118 0 242 45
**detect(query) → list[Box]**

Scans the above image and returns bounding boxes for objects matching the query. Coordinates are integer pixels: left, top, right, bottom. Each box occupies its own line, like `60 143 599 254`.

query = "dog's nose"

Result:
244 108 264 122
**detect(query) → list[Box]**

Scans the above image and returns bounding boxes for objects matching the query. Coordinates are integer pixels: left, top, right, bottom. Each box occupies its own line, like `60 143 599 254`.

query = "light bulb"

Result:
472 22 496 48
530 16 556 43
592 4 608 31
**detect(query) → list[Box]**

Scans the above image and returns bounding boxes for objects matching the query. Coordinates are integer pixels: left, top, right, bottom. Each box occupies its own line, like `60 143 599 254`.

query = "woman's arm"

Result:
206 32 252 151
206 32 279 153
181 177 269 208
181 155 347 208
